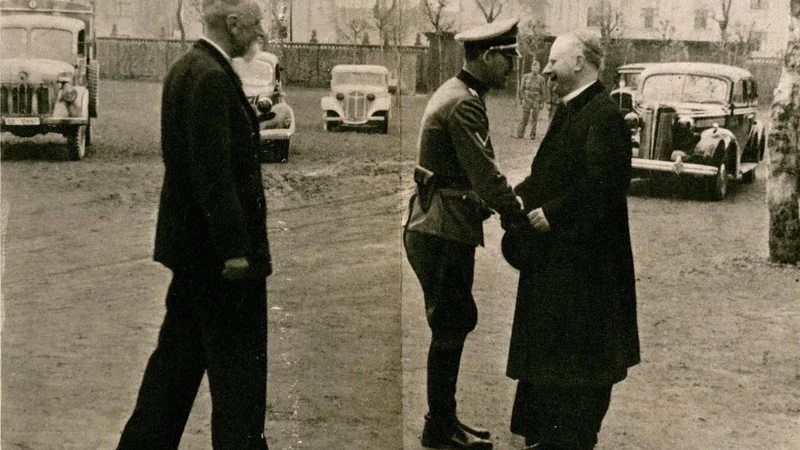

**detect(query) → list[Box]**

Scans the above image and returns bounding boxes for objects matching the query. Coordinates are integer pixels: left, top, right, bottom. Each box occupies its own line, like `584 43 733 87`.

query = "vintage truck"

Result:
0 0 99 160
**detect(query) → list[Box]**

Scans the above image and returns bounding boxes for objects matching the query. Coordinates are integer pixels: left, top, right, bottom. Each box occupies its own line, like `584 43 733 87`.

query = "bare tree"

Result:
767 0 800 262
590 0 623 48
732 21 759 64
422 0 455 33
655 19 687 62
710 0 735 62
373 0 398 47
474 0 507 23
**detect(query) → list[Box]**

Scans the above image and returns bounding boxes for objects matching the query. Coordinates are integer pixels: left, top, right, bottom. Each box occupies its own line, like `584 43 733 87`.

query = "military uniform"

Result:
403 17 525 450
515 70 547 139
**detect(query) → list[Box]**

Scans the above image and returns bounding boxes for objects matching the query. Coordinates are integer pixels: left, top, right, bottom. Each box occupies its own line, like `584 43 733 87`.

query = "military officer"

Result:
514 60 547 140
403 17 527 450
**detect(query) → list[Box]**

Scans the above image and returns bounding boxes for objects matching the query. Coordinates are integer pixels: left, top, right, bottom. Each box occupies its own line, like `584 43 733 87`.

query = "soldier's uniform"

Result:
402 17 525 450
515 67 547 139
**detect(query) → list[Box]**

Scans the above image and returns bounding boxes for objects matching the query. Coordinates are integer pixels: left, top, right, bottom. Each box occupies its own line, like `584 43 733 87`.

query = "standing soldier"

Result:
514 60 547 140
403 18 527 450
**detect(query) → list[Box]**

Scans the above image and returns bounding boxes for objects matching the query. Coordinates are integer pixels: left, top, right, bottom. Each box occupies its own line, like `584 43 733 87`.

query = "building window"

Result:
587 6 601 27
694 9 708 30
750 31 765 51
642 8 655 29
750 0 768 9
116 0 134 18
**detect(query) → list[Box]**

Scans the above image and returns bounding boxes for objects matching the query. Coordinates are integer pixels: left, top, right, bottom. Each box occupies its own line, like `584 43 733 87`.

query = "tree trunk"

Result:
176 0 186 49
767 10 800 264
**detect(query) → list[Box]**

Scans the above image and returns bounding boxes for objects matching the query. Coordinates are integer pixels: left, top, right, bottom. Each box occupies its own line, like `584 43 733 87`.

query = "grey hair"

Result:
202 0 249 28
569 28 604 70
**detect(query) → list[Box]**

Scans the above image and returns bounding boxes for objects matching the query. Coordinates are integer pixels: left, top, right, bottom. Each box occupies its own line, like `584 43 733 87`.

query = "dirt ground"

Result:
1 81 798 450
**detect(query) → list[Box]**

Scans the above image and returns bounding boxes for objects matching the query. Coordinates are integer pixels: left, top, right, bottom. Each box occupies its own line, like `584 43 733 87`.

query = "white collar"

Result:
561 81 595 104
200 36 231 62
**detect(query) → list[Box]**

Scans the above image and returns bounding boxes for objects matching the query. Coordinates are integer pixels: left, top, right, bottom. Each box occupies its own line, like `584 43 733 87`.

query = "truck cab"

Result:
0 0 99 160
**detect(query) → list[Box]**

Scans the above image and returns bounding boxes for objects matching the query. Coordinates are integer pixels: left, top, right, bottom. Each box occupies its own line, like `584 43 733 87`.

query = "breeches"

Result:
403 230 478 341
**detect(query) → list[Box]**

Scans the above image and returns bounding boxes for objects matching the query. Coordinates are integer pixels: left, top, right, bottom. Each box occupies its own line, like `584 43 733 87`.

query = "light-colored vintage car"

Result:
0 0 99 161
610 62 653 117
232 50 295 162
627 62 766 200
321 64 391 134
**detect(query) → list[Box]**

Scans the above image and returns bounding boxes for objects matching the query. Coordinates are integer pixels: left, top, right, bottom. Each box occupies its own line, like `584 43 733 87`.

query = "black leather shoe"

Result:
422 416 493 449
456 418 491 439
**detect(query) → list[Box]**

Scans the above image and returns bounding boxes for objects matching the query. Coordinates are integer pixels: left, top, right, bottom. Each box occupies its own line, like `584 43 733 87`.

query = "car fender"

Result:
321 96 344 116
694 126 736 163
52 86 89 119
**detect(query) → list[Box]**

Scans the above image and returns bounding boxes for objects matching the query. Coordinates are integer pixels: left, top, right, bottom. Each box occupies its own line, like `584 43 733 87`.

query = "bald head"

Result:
543 29 602 97
202 0 265 59
203 0 261 29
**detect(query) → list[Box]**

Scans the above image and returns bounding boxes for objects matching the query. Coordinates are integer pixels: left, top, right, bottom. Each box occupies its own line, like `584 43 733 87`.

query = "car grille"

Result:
344 91 367 121
1 84 52 116
639 106 676 160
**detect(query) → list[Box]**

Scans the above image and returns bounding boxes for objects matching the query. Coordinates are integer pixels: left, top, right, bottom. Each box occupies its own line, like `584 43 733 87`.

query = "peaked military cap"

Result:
455 17 520 54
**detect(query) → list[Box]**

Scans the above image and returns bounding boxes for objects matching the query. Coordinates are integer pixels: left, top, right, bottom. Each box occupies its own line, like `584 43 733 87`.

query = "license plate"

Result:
4 117 40 125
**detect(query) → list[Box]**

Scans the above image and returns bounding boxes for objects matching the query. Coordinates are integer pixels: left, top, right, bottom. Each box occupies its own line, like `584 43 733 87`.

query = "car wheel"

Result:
707 162 727 201
381 116 389 134
742 166 756 184
66 125 87 161
324 121 338 132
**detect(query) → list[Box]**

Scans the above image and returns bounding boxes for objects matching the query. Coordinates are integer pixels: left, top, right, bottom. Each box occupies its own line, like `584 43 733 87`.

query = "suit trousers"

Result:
117 271 268 450
404 230 477 420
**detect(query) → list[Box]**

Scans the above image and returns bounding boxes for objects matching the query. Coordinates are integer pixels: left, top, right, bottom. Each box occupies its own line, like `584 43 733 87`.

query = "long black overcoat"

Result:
507 81 640 386
154 40 271 276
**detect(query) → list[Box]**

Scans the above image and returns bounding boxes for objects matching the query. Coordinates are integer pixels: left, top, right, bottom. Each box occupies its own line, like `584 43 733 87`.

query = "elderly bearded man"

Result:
404 18 528 450
505 29 640 450
116 1 272 448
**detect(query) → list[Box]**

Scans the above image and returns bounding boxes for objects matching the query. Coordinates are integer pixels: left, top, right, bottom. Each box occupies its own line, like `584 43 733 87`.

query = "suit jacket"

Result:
404 70 522 246
154 40 272 277
507 81 640 385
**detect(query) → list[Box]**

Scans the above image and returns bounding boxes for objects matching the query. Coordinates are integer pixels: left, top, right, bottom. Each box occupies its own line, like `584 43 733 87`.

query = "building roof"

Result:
639 62 753 81
331 64 389 74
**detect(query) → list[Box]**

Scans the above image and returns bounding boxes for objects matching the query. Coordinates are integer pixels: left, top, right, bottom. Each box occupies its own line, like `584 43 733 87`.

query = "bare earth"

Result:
1 81 798 450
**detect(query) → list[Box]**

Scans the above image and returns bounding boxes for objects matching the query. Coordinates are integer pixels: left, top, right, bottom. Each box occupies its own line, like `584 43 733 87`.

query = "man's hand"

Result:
221 256 251 280
527 207 551 232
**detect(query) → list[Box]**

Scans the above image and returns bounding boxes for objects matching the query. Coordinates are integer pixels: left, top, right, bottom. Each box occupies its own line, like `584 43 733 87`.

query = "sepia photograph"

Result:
1 0 798 449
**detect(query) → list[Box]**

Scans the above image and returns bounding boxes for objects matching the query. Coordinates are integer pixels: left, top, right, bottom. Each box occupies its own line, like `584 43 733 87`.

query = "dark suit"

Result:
507 81 640 449
118 40 271 450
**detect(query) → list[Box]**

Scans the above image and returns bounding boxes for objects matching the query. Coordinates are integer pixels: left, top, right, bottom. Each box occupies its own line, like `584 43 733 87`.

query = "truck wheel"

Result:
278 139 289 162
707 162 727 201
742 166 756 184
85 118 93 147
324 121 338 132
66 125 87 161
381 116 389 134
88 60 100 118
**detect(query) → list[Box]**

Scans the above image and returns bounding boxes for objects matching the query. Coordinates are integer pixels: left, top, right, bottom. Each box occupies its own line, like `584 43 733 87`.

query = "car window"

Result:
641 74 728 104
732 80 745 105
332 72 386 86
1 28 28 59
30 29 74 63
233 58 275 83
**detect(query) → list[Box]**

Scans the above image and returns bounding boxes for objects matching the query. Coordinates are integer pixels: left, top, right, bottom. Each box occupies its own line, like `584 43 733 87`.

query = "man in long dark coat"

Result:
116 1 272 448
506 29 640 450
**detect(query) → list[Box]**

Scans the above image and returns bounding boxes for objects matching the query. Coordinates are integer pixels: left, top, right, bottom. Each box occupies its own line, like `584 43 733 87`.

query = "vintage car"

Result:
232 50 295 163
610 62 653 116
321 64 391 134
627 62 766 200
0 0 99 161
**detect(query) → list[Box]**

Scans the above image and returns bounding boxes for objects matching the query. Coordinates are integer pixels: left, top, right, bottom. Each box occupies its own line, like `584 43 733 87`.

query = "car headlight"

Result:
624 112 640 129
256 95 273 114
367 93 375 101
677 116 694 129
61 84 78 103
336 92 344 101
